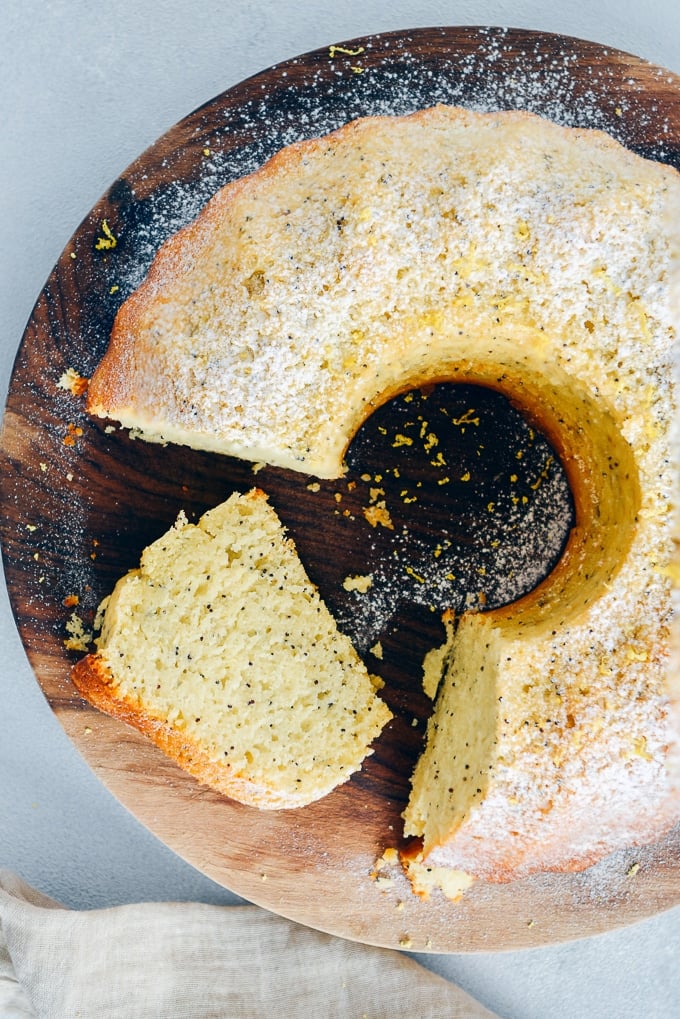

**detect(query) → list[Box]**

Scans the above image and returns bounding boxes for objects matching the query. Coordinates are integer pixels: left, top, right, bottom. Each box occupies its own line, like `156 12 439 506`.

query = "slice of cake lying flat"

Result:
79 105 680 884
72 489 392 808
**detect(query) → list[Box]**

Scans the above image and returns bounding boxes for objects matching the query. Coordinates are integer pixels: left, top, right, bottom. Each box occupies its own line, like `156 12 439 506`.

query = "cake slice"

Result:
80 105 680 879
403 608 680 884
71 489 391 808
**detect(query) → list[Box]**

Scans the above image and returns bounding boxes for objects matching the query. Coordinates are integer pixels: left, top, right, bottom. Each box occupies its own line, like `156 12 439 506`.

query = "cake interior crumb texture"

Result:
72 489 392 809
80 106 680 880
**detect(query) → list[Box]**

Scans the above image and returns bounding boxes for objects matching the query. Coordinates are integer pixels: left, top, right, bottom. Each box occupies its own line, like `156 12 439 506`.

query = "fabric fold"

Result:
0 871 497 1018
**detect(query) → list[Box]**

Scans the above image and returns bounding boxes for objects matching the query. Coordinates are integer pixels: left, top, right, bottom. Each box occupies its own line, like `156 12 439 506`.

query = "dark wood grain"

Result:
2 27 680 951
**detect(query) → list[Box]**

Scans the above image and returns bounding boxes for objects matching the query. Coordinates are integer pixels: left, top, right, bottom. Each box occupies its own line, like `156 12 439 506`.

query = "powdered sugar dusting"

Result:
103 27 678 307
8 28 676 925
334 383 574 654
82 40 680 885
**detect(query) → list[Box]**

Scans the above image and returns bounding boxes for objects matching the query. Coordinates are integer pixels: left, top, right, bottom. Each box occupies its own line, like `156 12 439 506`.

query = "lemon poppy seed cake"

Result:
80 105 680 881
71 489 392 809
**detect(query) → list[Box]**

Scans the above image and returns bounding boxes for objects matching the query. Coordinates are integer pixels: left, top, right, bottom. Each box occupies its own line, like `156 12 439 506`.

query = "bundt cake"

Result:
71 489 392 809
81 105 680 882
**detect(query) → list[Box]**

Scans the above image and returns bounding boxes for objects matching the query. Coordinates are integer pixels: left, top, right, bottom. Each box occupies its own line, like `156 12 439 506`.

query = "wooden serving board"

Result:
2 27 680 952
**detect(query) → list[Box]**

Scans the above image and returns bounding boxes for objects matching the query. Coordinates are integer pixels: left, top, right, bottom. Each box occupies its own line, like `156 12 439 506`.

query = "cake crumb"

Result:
64 612 93 652
370 847 400 884
401 847 475 902
343 573 373 593
57 367 88 397
63 423 84 447
363 503 394 529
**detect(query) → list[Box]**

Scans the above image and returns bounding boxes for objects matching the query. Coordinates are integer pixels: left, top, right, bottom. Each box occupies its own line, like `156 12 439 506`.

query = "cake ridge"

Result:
79 105 680 884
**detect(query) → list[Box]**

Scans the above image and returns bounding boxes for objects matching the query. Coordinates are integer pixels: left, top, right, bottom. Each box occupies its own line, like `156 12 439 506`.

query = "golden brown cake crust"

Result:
71 490 391 811
86 104 680 479
72 649 306 809
81 105 680 881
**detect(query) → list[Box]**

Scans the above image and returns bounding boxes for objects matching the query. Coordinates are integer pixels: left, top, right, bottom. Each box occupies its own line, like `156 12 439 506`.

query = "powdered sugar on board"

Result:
332 383 574 655
3 28 678 946
99 26 679 307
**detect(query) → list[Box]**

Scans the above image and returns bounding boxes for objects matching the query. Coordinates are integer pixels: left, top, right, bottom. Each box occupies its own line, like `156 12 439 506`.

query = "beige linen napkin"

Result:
0 870 497 1018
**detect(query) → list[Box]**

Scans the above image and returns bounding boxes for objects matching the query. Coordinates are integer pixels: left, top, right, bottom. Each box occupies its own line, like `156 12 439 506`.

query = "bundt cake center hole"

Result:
336 382 574 648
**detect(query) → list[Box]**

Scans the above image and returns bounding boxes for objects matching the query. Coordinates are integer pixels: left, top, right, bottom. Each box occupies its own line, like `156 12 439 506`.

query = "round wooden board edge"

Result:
1 26 680 951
